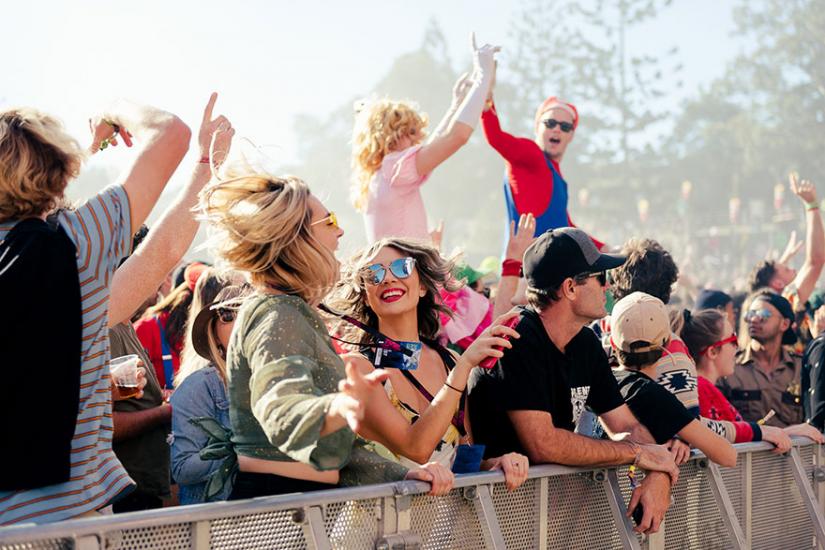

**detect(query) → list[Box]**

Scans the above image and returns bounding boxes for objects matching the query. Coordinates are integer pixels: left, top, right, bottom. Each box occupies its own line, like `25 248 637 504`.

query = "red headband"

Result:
535 96 579 129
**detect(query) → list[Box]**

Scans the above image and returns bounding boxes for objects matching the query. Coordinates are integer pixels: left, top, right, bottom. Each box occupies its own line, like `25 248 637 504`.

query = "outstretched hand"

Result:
470 32 501 76
790 172 818 205
505 213 537 262
88 116 133 154
199 92 235 168
334 361 389 433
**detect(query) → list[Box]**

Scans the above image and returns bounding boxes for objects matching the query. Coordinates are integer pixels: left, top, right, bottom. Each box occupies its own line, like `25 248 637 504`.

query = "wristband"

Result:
199 156 211 164
501 259 522 278
444 382 464 394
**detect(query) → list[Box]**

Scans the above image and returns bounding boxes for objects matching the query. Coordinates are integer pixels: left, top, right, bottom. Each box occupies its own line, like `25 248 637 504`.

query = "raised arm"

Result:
350 312 519 464
89 101 191 236
108 94 234 326
414 34 499 176
789 173 825 306
493 213 536 320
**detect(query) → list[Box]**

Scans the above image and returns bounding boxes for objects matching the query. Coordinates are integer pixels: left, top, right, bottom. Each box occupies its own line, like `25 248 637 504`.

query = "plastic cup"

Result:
110 354 140 399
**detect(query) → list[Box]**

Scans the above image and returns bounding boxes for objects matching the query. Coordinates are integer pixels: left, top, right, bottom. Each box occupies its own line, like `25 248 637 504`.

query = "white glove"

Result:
454 33 501 129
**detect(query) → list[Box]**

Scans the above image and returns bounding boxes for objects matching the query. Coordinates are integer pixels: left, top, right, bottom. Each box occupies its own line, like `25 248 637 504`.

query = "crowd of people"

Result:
3 34 825 540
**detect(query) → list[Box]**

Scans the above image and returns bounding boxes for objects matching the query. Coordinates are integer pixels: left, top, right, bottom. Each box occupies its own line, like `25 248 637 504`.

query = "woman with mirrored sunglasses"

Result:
198 165 453 499
351 34 499 244
331 237 531 491
170 280 251 504
681 309 823 450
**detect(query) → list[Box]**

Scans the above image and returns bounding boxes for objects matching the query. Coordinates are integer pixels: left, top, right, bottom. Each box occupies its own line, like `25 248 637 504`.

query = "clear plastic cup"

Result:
110 354 140 399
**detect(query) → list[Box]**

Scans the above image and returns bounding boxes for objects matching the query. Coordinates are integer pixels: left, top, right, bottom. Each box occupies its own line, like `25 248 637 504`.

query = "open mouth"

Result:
380 288 406 303
548 137 561 145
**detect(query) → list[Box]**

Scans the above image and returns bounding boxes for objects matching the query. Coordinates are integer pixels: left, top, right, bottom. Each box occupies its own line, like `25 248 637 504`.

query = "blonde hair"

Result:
199 161 338 305
350 99 428 212
0 108 84 221
330 237 461 343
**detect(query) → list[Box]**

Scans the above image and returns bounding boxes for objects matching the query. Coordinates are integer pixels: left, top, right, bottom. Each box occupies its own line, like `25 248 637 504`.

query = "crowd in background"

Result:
3 33 825 542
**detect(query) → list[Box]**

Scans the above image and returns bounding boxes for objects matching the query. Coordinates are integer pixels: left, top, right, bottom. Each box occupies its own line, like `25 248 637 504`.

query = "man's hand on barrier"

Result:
404 462 454 496
784 423 825 445
638 444 679 485
627 471 671 535
666 438 691 465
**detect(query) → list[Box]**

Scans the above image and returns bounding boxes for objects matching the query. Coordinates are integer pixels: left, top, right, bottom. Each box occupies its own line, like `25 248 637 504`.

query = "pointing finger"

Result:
203 92 218 124
470 31 477 51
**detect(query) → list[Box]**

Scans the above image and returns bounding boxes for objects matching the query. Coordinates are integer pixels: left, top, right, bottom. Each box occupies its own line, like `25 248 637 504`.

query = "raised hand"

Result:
429 219 444 250
333 361 390 433
199 92 235 168
790 172 818 205
451 72 473 107
505 213 537 262
458 309 521 368
88 116 132 154
470 32 501 76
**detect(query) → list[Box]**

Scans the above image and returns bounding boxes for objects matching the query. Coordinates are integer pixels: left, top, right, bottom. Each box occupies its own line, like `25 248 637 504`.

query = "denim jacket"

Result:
170 365 233 504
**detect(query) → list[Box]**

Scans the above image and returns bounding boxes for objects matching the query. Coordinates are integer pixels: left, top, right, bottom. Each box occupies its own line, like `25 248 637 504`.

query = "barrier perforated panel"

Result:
546 473 623 549
326 499 380 549
210 510 305 550
492 478 540 549
750 449 815 549
104 523 190 550
410 488 487 549
662 461 731 549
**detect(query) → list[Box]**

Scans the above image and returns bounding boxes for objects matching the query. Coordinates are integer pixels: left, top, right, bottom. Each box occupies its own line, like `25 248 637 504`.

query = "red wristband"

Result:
501 259 522 277
199 156 210 164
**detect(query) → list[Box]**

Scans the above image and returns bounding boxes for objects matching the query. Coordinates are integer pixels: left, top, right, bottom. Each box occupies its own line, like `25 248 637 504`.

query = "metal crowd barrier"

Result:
2 439 825 549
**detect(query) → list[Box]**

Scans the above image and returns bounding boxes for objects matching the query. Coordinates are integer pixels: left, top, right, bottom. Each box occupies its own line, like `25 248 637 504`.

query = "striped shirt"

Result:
0 185 133 525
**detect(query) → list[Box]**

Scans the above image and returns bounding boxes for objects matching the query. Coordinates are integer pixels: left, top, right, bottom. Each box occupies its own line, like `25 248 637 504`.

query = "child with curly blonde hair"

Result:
351 34 500 244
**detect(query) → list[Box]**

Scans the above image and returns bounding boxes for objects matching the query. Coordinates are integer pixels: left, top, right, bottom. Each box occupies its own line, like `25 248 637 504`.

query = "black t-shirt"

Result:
613 369 694 444
467 306 625 459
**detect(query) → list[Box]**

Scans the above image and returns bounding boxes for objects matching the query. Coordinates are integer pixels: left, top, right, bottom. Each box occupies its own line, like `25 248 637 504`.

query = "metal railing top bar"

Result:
0 438 818 544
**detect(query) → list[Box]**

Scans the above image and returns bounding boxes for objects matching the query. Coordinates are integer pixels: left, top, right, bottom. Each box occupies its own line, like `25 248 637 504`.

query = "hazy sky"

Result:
2 0 739 189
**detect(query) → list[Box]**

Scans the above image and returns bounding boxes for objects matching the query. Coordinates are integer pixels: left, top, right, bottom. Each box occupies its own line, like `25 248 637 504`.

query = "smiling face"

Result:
363 246 425 321
535 107 576 161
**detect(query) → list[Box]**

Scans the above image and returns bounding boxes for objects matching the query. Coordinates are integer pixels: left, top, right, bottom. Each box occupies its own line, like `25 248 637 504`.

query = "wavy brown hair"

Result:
329 237 461 344
0 108 84 221
198 161 338 305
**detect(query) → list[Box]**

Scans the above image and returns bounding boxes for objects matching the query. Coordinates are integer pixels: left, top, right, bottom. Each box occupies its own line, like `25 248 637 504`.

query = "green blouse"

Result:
227 293 408 486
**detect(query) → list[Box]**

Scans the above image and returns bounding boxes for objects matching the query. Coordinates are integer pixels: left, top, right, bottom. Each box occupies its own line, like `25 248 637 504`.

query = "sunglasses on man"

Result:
573 271 607 286
364 257 416 286
745 308 773 322
542 118 574 133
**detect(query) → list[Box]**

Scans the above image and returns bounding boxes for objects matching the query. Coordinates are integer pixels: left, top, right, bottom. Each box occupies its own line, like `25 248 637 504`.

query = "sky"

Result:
2 0 739 178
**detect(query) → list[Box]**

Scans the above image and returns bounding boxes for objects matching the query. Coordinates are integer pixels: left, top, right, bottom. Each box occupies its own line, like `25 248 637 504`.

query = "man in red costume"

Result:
482 89 604 249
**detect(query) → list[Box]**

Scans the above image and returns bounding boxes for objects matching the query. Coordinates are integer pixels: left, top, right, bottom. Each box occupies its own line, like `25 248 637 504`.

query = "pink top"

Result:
363 144 431 243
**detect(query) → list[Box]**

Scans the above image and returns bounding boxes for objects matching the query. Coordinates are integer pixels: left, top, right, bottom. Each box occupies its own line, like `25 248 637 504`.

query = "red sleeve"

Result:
133 316 164 383
482 103 544 167
566 212 604 250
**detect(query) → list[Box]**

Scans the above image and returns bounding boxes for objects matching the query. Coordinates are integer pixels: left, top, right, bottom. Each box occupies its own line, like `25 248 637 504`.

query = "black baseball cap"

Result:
694 289 733 312
750 290 797 346
523 227 627 290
